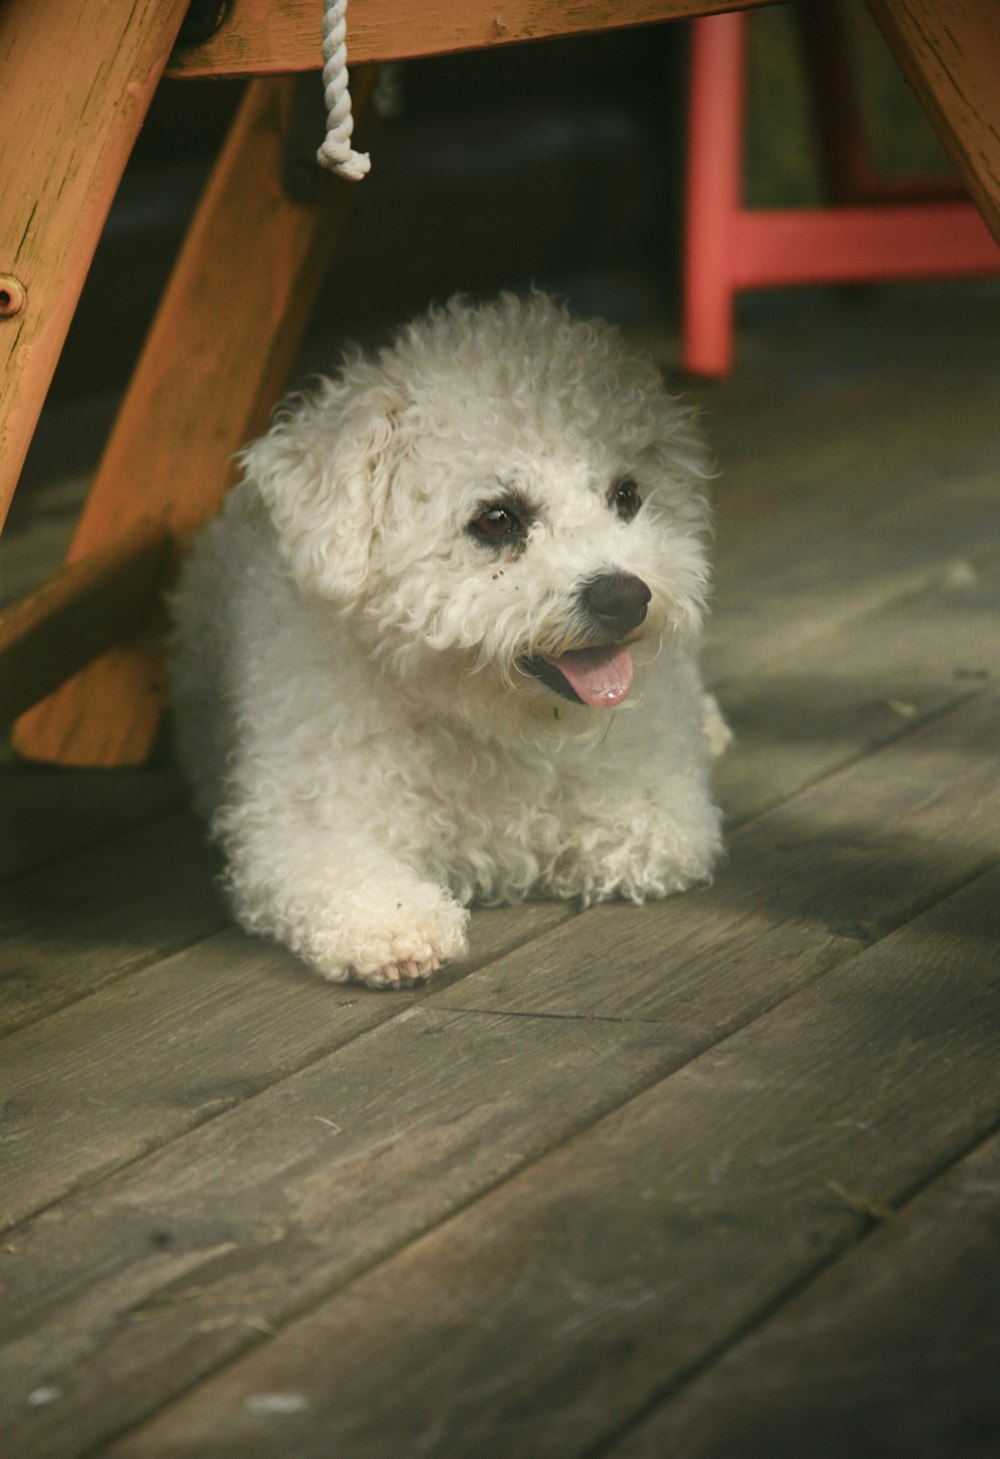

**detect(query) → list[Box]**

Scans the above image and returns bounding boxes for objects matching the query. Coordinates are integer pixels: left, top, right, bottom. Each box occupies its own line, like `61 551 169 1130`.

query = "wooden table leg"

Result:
13 71 376 767
0 0 192 532
866 0 1000 242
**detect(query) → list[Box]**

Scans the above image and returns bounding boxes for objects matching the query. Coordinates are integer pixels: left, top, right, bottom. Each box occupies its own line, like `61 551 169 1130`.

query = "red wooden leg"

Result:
682 12 748 378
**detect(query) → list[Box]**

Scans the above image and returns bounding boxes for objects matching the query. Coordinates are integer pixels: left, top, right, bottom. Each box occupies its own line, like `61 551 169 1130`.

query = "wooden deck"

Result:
2 283 1000 1457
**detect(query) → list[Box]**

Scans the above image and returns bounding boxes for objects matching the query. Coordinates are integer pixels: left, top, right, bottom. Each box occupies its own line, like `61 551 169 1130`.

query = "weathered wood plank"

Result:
0 1007 685 1459
0 767 185 884
0 900 573 1229
706 413 1000 685
691 286 1000 474
713 550 1000 824
3 542 989 1038
3 576 996 1217
90 861 1000 1459
166 0 773 78
680 287 1000 686
3 272 997 1459
605 1128 1000 1457
0 812 225 1036
1 694 997 1458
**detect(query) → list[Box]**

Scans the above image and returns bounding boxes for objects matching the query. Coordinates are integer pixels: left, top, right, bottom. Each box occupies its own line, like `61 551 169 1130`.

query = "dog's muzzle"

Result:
522 572 651 709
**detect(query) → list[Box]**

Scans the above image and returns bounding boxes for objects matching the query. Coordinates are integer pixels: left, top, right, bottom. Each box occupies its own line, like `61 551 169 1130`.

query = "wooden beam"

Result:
12 73 376 767
866 0 1000 243
0 0 192 533
731 203 1000 287
0 522 172 728
166 0 774 77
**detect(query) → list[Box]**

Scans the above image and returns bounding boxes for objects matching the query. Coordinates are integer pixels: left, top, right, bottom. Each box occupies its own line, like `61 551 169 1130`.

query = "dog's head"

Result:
245 293 713 732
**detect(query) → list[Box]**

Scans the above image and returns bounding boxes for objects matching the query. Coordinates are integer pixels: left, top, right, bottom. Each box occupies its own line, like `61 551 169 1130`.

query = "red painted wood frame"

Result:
682 8 1000 378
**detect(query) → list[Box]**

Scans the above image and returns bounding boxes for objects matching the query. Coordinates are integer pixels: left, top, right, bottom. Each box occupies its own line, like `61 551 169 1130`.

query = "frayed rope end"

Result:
315 140 371 181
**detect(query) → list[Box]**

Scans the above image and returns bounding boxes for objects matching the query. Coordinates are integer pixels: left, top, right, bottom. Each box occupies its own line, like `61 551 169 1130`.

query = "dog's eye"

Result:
470 506 522 541
611 477 642 521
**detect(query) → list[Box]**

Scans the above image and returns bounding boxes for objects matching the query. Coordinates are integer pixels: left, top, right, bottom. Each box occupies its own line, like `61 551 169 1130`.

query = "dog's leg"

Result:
215 815 469 988
701 692 733 759
543 778 724 907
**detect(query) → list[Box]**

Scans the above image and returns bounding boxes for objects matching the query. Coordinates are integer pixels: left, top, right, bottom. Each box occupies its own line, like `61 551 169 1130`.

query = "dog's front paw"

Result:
311 888 469 991
225 841 470 990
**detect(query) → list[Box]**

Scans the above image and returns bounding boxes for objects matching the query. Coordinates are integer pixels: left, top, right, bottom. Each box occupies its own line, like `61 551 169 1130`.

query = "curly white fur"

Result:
169 293 727 988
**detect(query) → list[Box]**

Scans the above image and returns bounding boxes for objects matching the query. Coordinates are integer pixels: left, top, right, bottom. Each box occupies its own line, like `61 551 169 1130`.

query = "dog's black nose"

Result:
581 573 651 637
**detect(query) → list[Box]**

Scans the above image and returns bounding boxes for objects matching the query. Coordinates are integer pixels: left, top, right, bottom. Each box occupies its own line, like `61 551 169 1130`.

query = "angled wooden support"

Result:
13 70 377 767
0 0 193 532
867 0 1000 243
0 521 172 728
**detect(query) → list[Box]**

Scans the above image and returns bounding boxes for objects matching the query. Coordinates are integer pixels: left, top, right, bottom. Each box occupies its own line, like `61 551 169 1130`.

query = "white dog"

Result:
169 293 727 988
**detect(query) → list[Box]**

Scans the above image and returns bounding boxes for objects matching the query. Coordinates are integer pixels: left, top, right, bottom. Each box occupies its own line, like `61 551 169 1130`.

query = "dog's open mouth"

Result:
522 643 635 708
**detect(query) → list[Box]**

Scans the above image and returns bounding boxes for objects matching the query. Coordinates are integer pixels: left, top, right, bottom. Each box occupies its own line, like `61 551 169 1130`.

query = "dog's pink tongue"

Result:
545 644 634 707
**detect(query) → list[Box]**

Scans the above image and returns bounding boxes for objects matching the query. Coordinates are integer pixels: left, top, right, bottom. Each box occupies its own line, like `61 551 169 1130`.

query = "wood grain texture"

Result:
11 73 374 768
0 812 225 1037
0 900 573 1229
93 862 1000 1459
703 353 1000 687
712 548 1000 825
867 0 1000 242
608 1121 1000 1456
0 1008 681 1459
0 0 191 531
166 0 773 77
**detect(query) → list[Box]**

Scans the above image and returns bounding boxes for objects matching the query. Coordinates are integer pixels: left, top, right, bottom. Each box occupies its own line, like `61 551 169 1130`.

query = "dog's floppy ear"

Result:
242 369 403 607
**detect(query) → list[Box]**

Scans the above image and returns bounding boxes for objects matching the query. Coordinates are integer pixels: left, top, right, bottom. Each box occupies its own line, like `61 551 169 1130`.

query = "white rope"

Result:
317 0 371 181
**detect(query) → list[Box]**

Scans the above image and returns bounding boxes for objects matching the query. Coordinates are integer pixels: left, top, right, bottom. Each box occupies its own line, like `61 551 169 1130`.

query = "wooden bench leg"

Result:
866 0 1000 242
0 0 192 532
681 5 999 378
13 71 376 767
681 13 748 378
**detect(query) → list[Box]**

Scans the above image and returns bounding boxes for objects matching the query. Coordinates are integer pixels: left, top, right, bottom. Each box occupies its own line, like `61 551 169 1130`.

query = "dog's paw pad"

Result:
364 954 440 990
